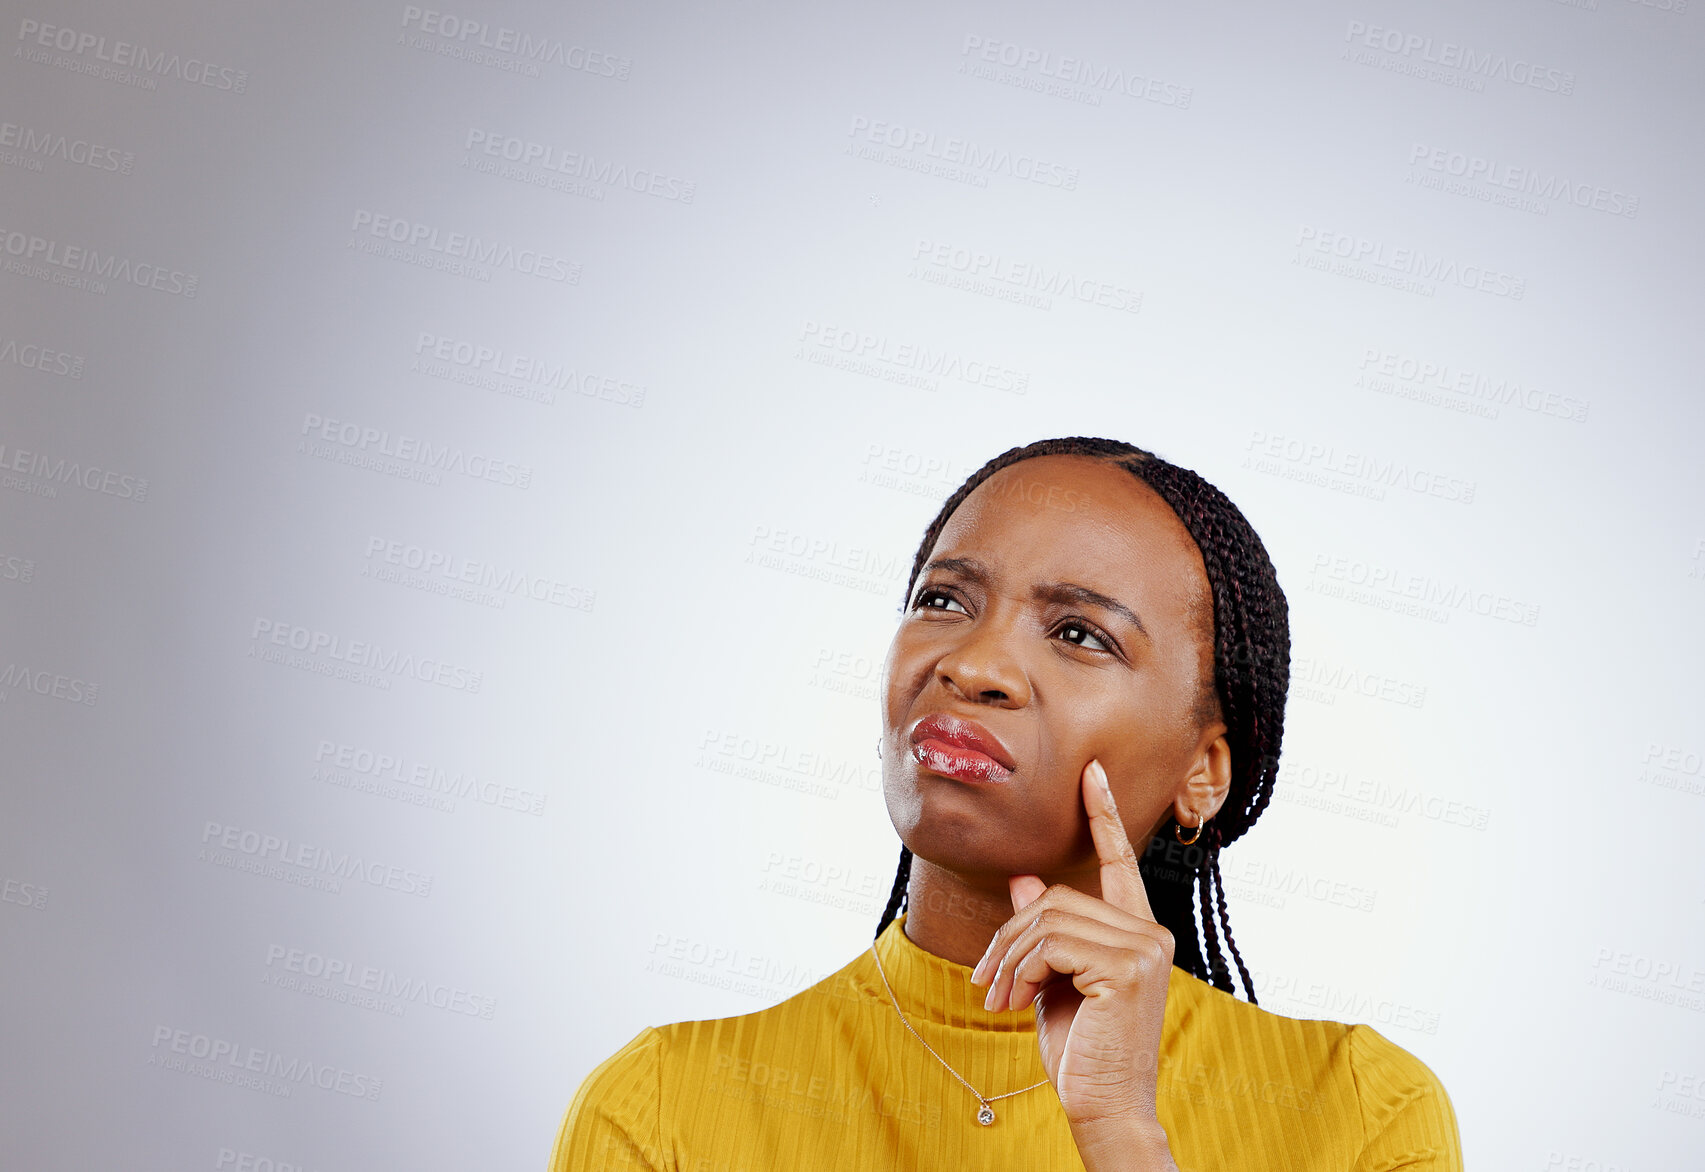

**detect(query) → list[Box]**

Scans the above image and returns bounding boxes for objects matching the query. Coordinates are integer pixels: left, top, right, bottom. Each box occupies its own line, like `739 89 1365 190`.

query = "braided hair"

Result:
873 437 1290 1004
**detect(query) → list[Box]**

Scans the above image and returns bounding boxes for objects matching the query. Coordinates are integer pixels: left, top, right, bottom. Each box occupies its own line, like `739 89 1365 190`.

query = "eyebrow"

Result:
921 557 1150 639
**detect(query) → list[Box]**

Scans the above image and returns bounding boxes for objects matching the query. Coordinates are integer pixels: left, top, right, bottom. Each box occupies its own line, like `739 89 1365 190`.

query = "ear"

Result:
1174 726 1232 828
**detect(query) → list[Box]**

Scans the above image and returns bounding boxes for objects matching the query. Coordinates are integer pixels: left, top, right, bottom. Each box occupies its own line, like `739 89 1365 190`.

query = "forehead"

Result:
932 455 1208 616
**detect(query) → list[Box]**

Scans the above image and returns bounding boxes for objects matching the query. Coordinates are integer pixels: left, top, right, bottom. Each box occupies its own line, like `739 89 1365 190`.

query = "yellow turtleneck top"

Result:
551 915 1461 1170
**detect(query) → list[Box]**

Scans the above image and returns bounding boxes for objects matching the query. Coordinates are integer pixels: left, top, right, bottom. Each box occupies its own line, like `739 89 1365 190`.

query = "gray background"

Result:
2 0 1702 1168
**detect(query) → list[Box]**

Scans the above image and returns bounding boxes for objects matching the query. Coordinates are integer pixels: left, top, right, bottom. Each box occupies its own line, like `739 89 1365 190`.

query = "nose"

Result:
935 613 1032 708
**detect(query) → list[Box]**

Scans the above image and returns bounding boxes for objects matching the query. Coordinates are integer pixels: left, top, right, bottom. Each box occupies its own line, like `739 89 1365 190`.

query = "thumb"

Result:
1009 874 1046 912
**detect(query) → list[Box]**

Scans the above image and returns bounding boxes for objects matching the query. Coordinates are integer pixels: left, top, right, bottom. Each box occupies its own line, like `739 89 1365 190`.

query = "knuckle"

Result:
1137 932 1172 967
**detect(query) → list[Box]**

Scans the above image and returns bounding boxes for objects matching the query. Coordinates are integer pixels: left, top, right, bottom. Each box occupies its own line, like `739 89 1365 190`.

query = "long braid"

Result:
874 437 1291 1002
1212 850 1257 1003
875 845 911 940
1195 829 1233 995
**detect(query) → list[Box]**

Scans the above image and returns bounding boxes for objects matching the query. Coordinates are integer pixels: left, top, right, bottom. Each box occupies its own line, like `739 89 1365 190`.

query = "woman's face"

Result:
880 454 1227 885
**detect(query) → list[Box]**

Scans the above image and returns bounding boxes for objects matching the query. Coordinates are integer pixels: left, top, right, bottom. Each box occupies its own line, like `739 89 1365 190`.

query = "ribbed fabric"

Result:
551 915 1461 1170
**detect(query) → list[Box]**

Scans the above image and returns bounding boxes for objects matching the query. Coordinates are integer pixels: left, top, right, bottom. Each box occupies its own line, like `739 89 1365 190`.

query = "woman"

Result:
551 437 1463 1170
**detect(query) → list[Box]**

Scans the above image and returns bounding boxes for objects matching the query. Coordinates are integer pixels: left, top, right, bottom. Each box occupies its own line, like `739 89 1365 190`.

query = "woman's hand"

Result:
969 759 1180 1172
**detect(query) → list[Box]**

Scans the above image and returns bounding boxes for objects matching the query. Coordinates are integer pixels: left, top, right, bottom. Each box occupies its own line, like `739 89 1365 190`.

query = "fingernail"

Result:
982 986 997 1012
1090 759 1112 795
970 951 990 985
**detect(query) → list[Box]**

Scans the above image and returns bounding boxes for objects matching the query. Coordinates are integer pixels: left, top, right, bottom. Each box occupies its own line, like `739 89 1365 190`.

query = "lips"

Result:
908 713 1017 784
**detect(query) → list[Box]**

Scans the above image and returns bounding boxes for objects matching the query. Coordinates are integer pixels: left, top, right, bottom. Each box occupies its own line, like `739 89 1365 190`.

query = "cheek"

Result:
1060 682 1190 783
1051 672 1137 744
880 630 925 726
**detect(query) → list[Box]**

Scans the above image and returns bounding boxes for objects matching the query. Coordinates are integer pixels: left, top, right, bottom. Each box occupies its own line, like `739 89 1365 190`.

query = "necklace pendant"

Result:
976 1103 995 1126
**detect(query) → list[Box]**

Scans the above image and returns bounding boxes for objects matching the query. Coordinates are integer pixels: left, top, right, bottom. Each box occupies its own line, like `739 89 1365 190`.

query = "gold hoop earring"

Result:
1175 809 1205 846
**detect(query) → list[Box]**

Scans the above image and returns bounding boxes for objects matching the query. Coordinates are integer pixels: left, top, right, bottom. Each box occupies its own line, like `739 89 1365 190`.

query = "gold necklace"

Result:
868 942 1052 1126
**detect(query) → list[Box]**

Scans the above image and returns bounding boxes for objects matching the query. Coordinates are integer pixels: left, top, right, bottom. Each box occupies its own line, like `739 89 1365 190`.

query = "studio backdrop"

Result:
2 1 1702 1169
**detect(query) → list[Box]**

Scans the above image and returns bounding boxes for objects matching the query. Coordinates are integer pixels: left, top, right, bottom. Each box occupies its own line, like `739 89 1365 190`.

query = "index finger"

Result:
1082 758 1155 922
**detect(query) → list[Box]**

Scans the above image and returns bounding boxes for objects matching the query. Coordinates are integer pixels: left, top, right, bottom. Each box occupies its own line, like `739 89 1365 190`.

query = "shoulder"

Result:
570 1026 666 1106
552 959 875 1170
566 953 873 1109
1165 964 1358 1059
1163 969 1462 1164
550 1028 667 1172
644 956 875 1080
1344 1023 1462 1161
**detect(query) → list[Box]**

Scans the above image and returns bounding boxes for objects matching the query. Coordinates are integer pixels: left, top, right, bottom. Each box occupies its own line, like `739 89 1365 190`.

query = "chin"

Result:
897 808 1075 884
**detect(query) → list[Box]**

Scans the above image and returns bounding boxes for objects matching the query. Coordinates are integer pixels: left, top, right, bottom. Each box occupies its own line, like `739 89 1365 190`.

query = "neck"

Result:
902 856 1101 968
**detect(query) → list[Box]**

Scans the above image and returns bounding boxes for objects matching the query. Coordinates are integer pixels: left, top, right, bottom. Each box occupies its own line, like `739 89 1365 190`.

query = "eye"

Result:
914 588 968 614
1055 620 1110 652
